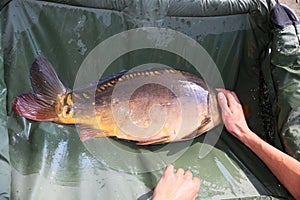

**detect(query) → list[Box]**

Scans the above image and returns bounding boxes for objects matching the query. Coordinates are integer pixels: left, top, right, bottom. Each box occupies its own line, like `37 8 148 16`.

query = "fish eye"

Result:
63 106 72 117
65 107 71 115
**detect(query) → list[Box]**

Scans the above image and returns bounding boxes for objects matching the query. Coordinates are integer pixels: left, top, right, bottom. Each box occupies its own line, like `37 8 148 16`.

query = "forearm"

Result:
241 130 300 199
217 90 300 199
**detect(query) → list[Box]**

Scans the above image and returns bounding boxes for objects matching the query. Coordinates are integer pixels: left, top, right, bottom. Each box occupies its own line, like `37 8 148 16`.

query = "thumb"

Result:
217 92 230 113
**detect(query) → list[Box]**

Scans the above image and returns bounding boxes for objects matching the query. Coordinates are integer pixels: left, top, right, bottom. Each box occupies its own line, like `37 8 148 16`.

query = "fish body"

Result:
13 56 221 145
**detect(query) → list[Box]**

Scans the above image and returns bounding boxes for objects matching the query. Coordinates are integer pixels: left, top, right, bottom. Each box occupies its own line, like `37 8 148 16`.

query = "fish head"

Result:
55 93 76 124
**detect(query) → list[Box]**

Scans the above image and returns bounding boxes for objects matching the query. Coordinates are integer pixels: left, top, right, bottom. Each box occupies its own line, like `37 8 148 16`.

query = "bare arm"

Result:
217 89 300 199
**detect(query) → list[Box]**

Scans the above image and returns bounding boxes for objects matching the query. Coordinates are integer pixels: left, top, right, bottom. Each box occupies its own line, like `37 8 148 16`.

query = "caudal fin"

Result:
13 93 58 121
13 55 69 122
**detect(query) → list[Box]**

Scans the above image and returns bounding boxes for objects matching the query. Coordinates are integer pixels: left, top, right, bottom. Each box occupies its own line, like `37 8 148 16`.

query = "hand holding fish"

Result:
153 164 200 200
216 89 251 142
217 89 300 200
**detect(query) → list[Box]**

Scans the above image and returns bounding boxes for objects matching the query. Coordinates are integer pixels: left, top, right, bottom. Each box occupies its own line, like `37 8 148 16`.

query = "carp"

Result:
13 55 221 145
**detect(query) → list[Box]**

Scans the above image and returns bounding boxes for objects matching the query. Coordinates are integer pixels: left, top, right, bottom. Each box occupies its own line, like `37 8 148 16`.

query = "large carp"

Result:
13 55 221 145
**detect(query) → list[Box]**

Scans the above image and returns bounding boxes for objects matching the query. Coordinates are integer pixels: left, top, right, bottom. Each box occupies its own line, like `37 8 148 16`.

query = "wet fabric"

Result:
0 0 299 199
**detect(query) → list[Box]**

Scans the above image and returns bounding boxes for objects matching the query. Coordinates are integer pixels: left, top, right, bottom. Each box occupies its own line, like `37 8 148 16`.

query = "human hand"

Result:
216 89 252 140
153 164 200 200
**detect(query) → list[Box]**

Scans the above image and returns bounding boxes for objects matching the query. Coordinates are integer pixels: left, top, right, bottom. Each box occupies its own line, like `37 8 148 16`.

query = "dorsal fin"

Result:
95 68 172 91
97 70 127 87
73 70 128 94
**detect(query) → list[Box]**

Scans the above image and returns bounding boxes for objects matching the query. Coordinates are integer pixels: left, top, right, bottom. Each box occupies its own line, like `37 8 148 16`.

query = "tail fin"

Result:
13 55 68 122
13 93 58 121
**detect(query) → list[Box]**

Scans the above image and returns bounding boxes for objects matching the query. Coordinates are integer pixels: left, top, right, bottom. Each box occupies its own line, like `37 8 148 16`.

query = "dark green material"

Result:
1 0 299 199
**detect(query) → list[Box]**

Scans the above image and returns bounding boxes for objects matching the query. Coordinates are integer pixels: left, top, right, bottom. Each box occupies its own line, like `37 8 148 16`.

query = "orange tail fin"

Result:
13 55 69 122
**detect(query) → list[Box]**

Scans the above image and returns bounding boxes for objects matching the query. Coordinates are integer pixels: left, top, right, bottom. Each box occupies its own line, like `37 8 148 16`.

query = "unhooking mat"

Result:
0 0 299 199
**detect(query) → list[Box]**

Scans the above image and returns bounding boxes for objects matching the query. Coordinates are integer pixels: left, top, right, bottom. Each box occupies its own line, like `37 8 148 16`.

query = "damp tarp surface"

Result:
1 0 299 199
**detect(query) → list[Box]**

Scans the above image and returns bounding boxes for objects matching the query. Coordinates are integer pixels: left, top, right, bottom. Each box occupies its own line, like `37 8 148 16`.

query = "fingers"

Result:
184 170 193 179
176 168 185 176
216 88 241 109
180 169 200 190
164 164 174 175
230 91 241 104
165 165 199 182
225 91 241 108
191 176 201 199
192 176 201 194
215 88 226 93
217 92 230 113
193 176 201 186
215 89 250 138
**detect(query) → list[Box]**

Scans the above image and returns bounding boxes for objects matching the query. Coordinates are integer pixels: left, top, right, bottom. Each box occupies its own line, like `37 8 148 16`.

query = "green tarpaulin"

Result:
1 0 299 199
